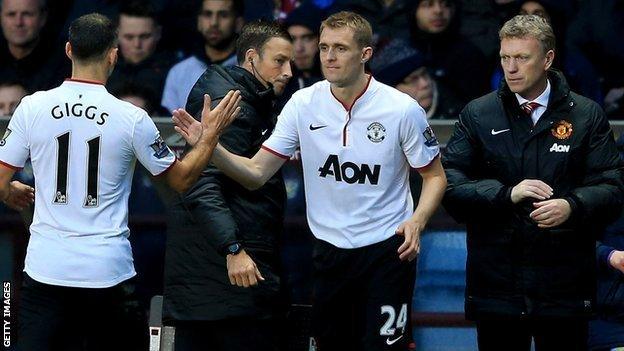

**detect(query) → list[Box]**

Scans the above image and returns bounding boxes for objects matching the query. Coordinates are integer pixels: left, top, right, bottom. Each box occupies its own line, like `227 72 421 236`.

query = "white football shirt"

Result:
0 79 175 288
263 76 440 248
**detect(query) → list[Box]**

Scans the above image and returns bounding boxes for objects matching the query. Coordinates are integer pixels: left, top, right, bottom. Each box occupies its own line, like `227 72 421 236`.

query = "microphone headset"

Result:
249 57 275 98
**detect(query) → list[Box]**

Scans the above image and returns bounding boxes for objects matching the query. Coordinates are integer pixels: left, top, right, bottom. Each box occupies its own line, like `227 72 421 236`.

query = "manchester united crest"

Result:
551 120 573 140
367 122 386 143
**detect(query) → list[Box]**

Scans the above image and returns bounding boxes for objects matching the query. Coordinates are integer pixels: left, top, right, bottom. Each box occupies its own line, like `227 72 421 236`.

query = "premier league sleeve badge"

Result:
0 128 11 147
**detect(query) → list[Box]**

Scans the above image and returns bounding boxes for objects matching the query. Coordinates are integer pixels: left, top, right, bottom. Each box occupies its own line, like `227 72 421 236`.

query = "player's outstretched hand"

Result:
226 249 265 288
172 91 241 146
172 108 203 146
3 181 34 211
396 219 423 262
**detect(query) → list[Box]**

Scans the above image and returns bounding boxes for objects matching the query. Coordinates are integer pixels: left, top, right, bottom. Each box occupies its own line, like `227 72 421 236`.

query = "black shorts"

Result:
311 235 416 351
16 273 132 351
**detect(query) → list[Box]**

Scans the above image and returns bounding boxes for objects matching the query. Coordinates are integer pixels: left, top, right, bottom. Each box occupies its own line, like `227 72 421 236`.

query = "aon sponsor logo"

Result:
549 143 570 153
318 154 380 185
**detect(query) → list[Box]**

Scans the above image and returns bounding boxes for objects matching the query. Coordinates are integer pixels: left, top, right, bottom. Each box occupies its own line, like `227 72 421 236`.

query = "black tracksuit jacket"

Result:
163 65 286 322
443 70 624 320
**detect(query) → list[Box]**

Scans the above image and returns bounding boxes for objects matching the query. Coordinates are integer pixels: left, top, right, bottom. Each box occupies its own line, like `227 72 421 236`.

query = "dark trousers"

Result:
17 273 131 351
311 235 416 351
173 318 283 351
476 318 589 351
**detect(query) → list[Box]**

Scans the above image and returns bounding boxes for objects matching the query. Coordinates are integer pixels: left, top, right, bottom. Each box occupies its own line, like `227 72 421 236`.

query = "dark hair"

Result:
69 13 118 62
236 20 291 64
0 79 27 92
111 82 157 115
119 0 160 24
198 0 244 17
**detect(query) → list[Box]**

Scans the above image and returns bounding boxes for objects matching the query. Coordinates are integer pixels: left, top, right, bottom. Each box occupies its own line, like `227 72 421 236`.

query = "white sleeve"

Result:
400 101 440 168
261 95 300 159
0 96 31 169
161 66 179 114
132 111 176 176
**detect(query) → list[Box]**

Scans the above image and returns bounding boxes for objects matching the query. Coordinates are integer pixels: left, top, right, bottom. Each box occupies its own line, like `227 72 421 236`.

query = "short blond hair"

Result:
499 14 555 53
320 11 372 48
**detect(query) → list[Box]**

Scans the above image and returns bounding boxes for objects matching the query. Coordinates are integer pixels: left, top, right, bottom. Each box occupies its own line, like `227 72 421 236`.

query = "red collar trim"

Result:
65 78 105 86
330 74 372 112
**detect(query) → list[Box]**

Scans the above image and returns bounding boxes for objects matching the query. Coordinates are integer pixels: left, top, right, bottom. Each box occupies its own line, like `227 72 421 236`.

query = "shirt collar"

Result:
63 78 108 91
515 79 550 108
330 74 378 112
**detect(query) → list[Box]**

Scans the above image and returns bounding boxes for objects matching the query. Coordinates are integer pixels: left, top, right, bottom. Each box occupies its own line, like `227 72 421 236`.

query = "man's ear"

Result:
361 46 373 64
544 49 555 71
65 42 72 60
245 48 258 64
108 47 118 66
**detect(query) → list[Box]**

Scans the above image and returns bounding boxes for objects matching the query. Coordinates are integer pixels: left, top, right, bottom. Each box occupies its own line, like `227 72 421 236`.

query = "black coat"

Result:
163 65 286 322
0 39 70 92
443 70 624 320
107 51 178 108
407 1 492 104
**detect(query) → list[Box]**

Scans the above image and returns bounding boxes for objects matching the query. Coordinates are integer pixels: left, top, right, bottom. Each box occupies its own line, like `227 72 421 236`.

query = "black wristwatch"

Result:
225 242 243 256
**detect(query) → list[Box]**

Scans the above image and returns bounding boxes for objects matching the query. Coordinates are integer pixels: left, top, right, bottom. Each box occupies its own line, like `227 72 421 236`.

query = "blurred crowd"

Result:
1 0 623 120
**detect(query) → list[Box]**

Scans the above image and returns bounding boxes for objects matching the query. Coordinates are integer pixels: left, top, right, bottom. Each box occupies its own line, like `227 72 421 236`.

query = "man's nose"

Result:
283 62 293 79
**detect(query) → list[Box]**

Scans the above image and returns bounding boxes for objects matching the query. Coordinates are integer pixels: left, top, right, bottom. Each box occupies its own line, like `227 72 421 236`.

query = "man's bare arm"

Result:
210 146 286 190
164 91 241 193
172 106 287 190
396 157 447 261
0 165 34 211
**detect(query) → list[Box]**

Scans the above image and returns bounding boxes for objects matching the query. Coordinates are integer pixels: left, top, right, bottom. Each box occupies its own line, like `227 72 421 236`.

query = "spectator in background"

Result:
589 134 624 351
453 0 540 71
605 88 624 120
112 82 168 117
372 39 462 119
518 1 566 66
564 0 624 116
273 0 300 21
161 0 244 113
592 216 624 351
107 1 176 107
330 0 412 46
276 2 324 110
0 80 27 117
0 0 70 92
456 0 574 65
519 1 548 20
408 0 491 103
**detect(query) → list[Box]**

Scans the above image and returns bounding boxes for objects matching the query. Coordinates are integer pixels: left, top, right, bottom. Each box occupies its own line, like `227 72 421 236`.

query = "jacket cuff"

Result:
220 240 242 256
563 194 583 221
497 186 514 207
598 244 616 270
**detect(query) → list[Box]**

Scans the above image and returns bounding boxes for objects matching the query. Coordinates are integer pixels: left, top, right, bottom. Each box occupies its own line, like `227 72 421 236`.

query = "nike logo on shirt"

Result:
386 334 404 345
491 128 511 135
309 124 327 131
